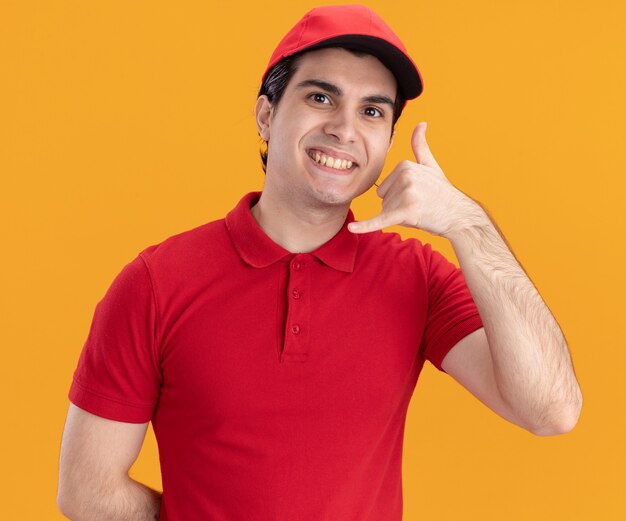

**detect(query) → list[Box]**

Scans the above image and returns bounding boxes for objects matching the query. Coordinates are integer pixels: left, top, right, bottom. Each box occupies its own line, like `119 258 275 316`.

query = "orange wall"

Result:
1 1 624 519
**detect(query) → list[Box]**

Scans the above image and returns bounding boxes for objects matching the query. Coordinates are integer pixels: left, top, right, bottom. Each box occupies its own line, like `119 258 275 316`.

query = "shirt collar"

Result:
225 191 359 273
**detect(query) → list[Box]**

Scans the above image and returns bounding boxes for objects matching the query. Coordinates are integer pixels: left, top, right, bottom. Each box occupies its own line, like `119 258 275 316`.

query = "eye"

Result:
309 92 330 104
364 107 384 118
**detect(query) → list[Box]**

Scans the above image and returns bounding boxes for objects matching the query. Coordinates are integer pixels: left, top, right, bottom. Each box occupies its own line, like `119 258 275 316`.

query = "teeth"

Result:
310 150 354 170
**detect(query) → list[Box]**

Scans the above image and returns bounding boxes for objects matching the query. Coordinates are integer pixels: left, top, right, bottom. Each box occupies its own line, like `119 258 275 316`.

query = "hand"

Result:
347 122 473 237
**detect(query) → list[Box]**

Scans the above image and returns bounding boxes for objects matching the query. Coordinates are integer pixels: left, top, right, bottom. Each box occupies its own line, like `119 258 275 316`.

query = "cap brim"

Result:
295 35 423 99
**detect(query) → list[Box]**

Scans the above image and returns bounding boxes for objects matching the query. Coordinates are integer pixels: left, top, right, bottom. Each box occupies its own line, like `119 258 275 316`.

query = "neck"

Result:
250 190 350 253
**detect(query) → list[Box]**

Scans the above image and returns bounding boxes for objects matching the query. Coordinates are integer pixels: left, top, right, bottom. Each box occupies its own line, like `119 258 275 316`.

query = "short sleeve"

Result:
68 254 162 423
418 243 484 373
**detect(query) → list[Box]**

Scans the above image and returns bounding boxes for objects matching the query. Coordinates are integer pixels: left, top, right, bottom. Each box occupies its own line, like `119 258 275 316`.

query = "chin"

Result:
308 186 354 207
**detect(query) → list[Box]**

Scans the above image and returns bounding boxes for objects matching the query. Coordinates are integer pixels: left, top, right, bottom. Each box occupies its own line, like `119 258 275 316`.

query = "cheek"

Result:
272 114 310 150
368 137 391 168
267 124 308 172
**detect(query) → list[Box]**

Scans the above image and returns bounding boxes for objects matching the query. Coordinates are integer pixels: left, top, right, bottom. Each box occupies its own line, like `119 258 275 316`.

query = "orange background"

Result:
1 1 624 519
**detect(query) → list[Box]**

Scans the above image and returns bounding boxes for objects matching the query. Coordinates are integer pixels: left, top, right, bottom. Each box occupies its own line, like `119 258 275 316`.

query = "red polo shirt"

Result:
69 191 483 521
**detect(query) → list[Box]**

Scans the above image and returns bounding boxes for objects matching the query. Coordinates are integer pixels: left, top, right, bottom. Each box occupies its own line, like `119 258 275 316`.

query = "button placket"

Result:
282 254 311 363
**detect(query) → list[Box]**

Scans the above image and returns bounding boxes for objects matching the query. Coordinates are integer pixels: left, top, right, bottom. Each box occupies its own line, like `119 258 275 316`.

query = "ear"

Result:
254 95 273 141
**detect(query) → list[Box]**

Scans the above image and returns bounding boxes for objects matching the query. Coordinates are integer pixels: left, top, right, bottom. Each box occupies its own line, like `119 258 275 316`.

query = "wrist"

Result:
443 198 491 244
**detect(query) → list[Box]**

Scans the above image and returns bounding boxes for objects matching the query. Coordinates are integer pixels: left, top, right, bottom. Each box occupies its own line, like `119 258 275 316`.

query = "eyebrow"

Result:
295 79 395 108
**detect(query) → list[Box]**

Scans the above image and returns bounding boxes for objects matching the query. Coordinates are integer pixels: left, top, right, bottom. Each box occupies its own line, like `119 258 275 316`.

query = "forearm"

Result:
59 475 161 521
446 202 582 434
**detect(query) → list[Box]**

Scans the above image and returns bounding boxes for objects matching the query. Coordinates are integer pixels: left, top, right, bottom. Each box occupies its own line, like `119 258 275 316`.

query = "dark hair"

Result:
257 47 407 173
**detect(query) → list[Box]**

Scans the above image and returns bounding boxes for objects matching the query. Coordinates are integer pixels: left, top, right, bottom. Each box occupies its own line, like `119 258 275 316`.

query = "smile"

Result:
307 148 356 171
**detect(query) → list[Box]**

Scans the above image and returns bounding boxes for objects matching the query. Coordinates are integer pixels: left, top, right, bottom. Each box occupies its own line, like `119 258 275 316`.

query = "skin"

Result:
253 47 582 435
252 47 397 253
57 404 161 520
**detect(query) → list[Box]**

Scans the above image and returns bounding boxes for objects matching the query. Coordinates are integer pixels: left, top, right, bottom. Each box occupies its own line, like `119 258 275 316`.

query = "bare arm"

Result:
445 206 582 434
348 122 582 435
57 403 161 520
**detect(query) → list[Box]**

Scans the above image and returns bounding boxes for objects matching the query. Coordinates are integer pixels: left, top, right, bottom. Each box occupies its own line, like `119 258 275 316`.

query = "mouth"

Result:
306 148 358 174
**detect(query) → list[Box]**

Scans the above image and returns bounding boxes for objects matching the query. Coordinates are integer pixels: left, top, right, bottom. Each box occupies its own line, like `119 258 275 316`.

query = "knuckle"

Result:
399 174 415 190
406 184 420 198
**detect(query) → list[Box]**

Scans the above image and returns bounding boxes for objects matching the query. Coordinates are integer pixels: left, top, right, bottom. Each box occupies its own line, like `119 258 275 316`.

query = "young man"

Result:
57 5 582 521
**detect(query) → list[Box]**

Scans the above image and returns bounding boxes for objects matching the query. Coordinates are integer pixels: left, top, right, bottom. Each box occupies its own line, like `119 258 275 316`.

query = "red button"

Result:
292 289 300 299
291 324 300 334
292 261 301 271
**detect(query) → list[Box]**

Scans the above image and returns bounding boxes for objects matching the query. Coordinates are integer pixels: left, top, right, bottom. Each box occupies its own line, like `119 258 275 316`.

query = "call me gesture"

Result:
351 121 582 435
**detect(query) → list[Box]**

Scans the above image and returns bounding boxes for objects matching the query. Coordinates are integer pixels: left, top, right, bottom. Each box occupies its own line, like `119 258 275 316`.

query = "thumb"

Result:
411 122 439 168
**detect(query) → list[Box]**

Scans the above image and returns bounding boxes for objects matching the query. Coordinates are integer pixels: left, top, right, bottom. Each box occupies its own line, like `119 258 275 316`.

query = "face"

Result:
255 47 397 209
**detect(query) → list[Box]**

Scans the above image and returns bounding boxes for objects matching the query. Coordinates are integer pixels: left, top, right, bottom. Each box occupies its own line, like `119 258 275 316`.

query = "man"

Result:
57 5 582 520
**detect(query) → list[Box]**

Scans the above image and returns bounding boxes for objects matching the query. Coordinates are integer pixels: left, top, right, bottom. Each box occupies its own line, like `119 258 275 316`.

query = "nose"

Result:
323 106 357 144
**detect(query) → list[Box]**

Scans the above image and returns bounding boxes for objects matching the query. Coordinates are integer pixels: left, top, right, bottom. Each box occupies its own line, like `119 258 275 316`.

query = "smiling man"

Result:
58 5 583 521
250 47 398 253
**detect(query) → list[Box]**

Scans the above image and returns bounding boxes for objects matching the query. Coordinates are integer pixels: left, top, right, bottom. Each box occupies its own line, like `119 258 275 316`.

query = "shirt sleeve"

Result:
418 243 484 373
68 253 162 423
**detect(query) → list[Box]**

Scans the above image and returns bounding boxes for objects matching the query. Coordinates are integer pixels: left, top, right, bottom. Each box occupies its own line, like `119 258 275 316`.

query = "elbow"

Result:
57 480 81 520
530 417 578 436
530 393 583 437
57 490 76 520
57 475 89 520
